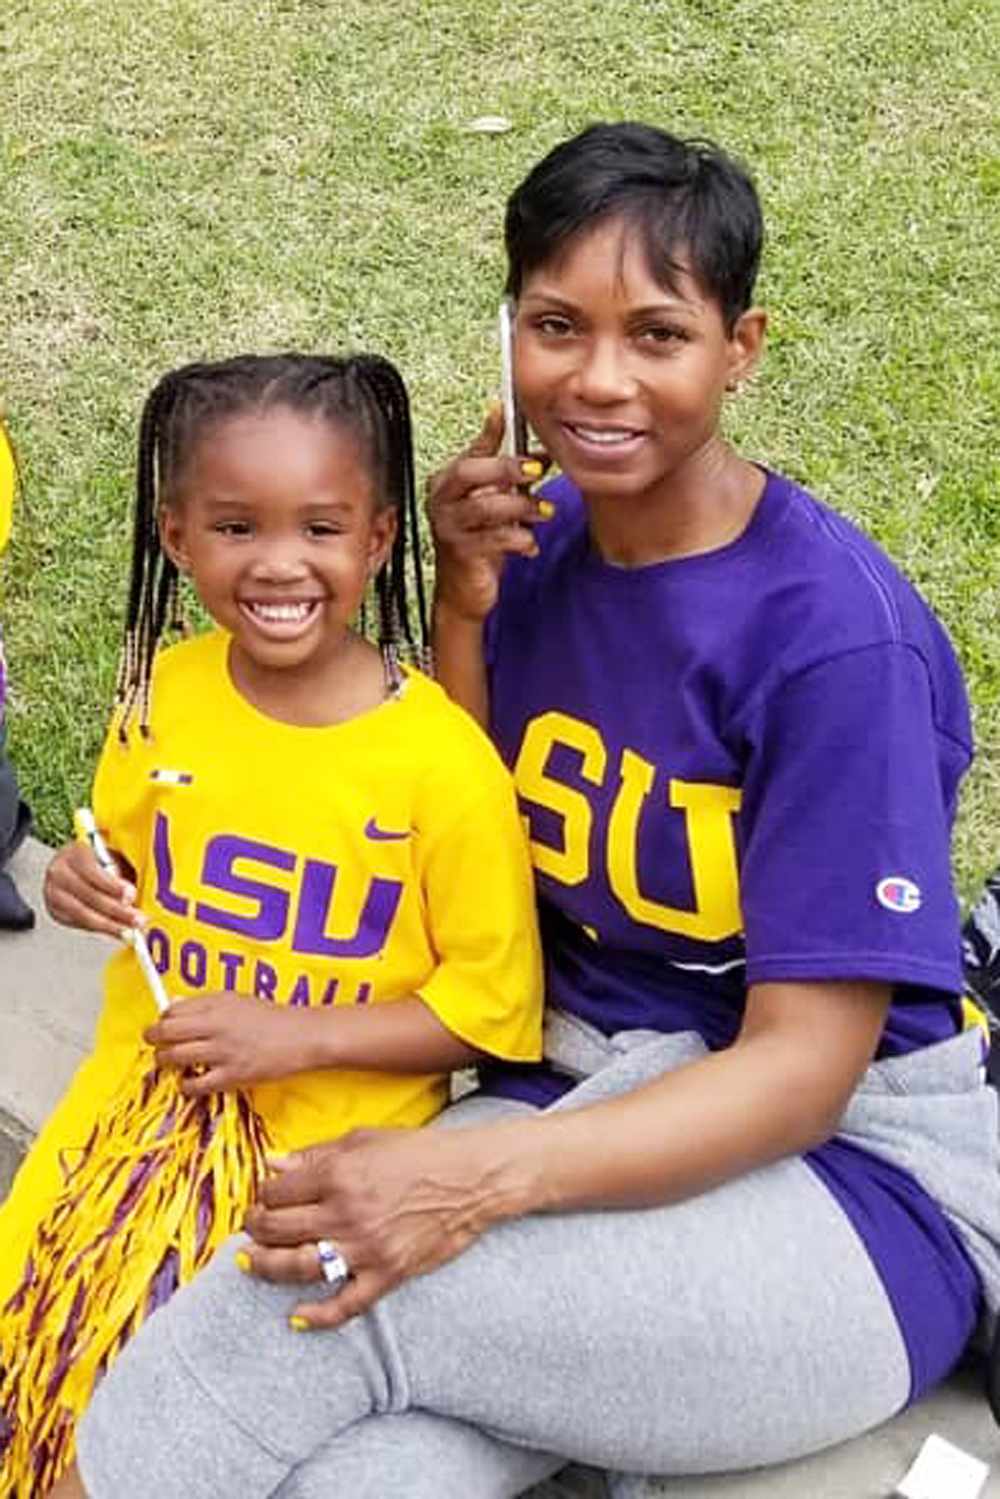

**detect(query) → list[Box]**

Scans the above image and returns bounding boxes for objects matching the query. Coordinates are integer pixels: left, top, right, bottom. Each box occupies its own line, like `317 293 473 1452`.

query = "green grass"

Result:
0 0 997 894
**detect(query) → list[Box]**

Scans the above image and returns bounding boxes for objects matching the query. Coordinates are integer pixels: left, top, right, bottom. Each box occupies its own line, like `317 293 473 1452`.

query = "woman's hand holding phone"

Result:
427 298 551 621
427 402 549 620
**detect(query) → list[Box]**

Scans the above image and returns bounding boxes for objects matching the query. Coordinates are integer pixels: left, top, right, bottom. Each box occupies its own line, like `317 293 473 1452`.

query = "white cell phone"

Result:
498 298 529 459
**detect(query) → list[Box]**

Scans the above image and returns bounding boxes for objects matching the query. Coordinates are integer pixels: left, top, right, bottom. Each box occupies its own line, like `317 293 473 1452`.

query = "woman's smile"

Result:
558 418 649 464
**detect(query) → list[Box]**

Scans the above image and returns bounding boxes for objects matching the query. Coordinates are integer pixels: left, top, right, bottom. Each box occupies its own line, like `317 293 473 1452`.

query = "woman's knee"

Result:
273 1412 564 1499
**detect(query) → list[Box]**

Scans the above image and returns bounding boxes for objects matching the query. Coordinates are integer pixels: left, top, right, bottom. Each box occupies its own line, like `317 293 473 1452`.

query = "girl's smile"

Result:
237 597 324 642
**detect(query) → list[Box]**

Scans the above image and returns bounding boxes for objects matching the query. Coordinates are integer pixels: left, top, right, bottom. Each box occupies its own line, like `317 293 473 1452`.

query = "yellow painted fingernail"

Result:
536 500 555 519
521 459 543 479
289 1315 310 1332
234 1250 252 1274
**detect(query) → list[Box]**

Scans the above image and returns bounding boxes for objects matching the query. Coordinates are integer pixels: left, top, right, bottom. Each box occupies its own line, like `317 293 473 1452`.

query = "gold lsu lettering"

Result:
513 711 743 942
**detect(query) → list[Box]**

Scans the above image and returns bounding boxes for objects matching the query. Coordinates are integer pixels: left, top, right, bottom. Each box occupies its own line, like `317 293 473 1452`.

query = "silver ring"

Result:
316 1238 351 1292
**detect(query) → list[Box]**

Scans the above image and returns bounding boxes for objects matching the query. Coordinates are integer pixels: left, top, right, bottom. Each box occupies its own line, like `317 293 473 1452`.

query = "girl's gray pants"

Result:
77 1028 1000 1498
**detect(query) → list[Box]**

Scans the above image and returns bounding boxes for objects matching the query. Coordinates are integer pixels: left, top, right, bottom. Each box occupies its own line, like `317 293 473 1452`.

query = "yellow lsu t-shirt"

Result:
89 630 543 1152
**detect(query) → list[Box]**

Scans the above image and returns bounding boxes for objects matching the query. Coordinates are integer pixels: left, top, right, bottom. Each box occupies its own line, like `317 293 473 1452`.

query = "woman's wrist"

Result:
457 1117 550 1230
432 591 489 630
431 597 491 725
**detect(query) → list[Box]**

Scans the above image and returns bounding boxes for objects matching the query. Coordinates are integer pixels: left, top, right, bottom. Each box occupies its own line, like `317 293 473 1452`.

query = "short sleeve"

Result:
413 744 544 1063
739 643 968 992
91 713 156 881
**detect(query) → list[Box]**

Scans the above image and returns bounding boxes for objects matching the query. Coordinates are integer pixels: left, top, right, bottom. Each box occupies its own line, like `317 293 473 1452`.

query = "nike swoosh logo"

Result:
364 817 410 842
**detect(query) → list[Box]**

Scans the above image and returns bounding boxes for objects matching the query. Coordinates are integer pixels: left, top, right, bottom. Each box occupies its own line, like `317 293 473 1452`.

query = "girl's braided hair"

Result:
117 352 430 738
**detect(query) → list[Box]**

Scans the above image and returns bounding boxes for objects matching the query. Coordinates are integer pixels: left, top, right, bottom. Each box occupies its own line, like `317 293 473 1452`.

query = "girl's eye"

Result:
307 523 338 538
214 520 252 536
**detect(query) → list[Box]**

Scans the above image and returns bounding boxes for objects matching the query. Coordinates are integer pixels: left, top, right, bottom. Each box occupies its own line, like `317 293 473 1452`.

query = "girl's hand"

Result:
43 839 144 940
145 994 322 1094
239 1124 523 1330
427 403 551 622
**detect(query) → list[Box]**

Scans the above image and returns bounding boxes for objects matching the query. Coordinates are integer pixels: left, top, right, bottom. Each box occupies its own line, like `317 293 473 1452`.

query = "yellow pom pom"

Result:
0 1062 270 1494
0 418 15 556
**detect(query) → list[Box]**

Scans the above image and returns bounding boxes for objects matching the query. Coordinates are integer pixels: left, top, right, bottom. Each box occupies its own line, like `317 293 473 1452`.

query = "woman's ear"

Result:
158 506 190 575
368 507 397 578
726 307 767 391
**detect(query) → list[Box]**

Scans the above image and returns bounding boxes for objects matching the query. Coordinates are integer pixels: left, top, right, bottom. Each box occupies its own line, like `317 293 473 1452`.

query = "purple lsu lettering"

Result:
147 812 404 1004
154 812 403 955
143 928 373 1006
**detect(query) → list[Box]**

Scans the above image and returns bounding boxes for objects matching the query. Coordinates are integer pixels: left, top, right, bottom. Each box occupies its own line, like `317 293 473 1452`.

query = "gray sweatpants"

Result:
77 1030 999 1498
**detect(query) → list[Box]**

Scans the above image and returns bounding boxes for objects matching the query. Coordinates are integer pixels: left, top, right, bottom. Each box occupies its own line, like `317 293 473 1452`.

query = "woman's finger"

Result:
245 1199 329 1248
478 523 543 559
464 400 505 458
236 1240 329 1286
256 1145 340 1208
459 484 555 533
288 1268 392 1332
430 450 546 515
434 457 536 510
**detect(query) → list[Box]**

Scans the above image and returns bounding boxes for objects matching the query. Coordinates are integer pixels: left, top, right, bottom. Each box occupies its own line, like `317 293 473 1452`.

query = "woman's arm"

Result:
241 977 888 1327
427 404 548 728
487 978 890 1212
431 602 491 729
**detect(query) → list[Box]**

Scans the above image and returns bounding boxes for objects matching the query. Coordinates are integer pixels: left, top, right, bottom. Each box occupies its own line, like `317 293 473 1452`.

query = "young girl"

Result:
53 128 1000 1499
0 352 542 1494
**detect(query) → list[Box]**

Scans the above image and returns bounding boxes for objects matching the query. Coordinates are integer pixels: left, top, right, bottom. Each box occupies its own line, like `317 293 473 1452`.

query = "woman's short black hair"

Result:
504 122 763 330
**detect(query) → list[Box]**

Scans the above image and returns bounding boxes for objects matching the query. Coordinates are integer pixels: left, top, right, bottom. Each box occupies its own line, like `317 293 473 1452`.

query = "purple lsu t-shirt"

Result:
482 468 979 1398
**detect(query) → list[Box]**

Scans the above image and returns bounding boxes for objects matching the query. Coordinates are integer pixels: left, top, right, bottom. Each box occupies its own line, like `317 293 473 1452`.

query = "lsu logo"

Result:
876 876 922 914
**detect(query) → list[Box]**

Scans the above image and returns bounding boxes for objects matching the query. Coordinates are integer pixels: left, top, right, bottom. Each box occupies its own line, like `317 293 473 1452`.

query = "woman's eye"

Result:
637 324 687 346
533 315 574 337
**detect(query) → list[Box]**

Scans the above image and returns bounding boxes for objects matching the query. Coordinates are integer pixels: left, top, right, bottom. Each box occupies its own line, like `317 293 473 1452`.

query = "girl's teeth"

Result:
250 603 313 622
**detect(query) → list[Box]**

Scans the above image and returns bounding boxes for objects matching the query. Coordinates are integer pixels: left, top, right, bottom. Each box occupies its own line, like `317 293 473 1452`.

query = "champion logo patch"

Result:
876 876 922 914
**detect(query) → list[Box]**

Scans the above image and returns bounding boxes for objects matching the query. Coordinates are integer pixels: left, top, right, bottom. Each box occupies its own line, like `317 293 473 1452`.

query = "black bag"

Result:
0 723 33 930
963 867 1000 1089
963 865 1000 1424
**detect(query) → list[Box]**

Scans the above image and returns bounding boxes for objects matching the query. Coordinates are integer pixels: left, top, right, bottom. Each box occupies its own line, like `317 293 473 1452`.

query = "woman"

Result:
53 122 1000 1499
